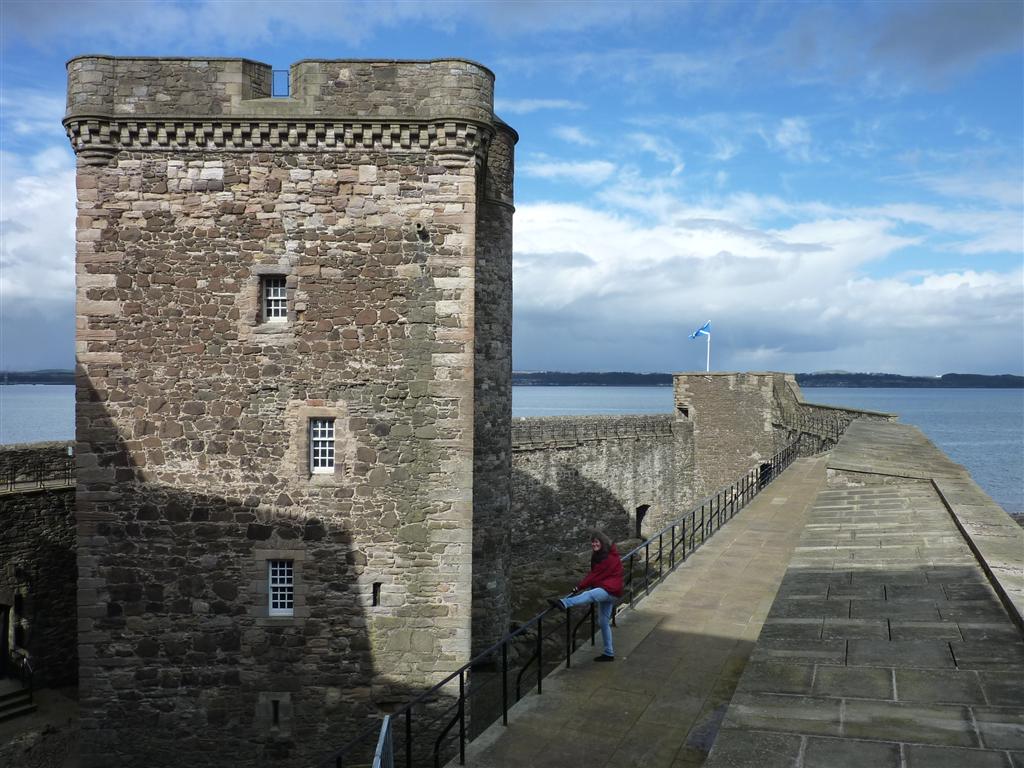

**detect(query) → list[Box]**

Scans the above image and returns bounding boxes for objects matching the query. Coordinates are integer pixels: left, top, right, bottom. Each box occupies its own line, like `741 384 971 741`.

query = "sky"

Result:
1 0 1022 375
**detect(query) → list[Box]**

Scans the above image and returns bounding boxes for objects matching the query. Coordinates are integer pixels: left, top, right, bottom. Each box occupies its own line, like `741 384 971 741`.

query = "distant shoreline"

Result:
4 370 1022 388
513 371 1024 388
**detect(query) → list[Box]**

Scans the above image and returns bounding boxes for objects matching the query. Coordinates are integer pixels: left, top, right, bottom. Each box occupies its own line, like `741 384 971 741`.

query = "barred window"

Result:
268 560 294 617
309 418 335 474
262 276 288 322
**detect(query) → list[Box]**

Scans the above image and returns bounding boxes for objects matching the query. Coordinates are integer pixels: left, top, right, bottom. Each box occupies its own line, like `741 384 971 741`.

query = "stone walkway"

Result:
461 455 830 768
705 420 1024 768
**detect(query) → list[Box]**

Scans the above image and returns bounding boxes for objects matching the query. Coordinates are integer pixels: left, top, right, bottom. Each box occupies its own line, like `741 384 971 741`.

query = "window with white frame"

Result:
309 418 335 474
262 276 288 322
268 560 294 616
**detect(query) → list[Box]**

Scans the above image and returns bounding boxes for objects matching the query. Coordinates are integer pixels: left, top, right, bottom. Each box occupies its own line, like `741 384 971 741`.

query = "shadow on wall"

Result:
509 466 635 617
74 373 448 768
0 482 77 688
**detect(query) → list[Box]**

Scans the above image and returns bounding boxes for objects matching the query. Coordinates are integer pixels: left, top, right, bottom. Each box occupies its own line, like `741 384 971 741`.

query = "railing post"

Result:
565 605 572 668
458 670 466 765
501 642 509 726
670 524 675 569
682 519 687 560
628 554 635 607
658 532 663 581
405 708 412 768
644 543 650 596
536 615 543 695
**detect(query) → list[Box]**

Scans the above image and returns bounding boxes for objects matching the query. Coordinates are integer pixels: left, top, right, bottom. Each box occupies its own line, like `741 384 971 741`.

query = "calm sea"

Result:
2 384 1020 516
0 385 75 445
513 386 1024 517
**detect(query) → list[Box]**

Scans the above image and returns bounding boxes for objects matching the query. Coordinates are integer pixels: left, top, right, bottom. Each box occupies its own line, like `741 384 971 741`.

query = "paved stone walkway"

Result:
461 455 830 768
706 420 1024 768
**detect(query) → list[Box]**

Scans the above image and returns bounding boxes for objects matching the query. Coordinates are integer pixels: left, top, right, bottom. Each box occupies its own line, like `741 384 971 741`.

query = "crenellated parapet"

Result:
64 57 501 167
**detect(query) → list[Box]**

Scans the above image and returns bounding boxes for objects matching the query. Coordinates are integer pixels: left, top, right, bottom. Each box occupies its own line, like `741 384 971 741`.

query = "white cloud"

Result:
520 159 616 186
627 132 684 176
513 190 1023 373
495 98 586 115
767 117 817 162
0 90 66 140
0 147 77 301
553 126 597 146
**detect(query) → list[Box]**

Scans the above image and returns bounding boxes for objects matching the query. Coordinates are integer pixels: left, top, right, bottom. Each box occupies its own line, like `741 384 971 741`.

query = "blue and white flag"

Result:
689 321 711 340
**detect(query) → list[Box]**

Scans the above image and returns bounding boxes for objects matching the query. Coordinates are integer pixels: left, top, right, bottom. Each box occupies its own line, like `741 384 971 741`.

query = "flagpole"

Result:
706 333 711 372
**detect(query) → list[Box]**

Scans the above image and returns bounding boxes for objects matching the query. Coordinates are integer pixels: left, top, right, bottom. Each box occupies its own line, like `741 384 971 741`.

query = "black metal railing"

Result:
7 653 34 700
2 455 74 493
323 439 801 768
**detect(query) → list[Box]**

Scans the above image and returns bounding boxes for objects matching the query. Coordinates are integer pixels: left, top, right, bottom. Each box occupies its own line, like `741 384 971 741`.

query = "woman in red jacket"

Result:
549 529 624 662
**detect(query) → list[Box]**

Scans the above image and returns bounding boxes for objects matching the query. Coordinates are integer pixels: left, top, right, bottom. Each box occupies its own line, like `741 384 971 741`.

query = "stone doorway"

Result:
635 504 650 539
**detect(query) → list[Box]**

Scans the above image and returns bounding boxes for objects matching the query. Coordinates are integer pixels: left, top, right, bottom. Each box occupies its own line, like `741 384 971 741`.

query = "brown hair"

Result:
588 528 612 553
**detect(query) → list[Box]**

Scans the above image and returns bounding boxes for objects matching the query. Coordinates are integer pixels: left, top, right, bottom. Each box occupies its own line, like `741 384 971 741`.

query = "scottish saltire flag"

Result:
689 321 711 339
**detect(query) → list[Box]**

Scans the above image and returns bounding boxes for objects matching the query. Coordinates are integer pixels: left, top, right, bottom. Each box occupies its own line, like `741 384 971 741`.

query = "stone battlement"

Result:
64 57 508 167
512 414 678 450
66 57 495 119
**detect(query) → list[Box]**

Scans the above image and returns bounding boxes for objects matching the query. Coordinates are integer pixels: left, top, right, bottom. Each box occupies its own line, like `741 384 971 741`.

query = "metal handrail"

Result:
372 715 393 768
3 457 75 493
324 438 804 768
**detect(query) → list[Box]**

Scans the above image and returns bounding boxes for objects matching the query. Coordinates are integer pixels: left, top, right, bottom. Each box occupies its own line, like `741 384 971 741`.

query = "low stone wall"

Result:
0 444 78 687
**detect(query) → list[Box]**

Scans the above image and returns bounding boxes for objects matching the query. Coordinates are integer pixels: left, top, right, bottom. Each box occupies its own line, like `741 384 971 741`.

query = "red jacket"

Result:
576 544 624 598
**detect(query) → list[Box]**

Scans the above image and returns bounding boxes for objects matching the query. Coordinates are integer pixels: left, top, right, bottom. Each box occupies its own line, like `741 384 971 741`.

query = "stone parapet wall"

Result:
0 445 77 688
289 60 494 122
675 372 787 494
511 415 694 571
512 414 677 449
66 56 272 116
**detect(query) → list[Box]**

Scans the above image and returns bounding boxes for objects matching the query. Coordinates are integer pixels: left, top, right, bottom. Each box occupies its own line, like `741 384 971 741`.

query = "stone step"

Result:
0 686 30 705
0 695 36 724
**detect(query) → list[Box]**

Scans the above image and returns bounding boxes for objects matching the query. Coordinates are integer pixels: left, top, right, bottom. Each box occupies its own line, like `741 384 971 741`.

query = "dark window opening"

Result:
372 582 382 607
271 699 280 727
677 405 690 419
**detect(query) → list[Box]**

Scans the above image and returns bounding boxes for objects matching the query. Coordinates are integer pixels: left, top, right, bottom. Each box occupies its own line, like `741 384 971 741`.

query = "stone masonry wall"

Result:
471 123 515 654
510 415 694 570
0 445 77 688
67 56 512 768
675 373 790 494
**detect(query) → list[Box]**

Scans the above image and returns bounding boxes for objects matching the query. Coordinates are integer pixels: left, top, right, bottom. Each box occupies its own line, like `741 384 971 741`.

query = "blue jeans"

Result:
560 588 616 657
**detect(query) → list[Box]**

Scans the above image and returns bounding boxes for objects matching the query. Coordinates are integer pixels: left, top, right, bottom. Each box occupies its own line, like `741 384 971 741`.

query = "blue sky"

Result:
1 0 1021 375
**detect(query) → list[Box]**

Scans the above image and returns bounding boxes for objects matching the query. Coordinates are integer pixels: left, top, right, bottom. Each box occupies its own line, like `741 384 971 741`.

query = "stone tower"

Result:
66 56 514 767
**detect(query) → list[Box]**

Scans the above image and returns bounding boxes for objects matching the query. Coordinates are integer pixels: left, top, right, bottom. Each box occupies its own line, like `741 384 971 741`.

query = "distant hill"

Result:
798 372 1024 388
1 370 75 384
6 369 1021 388
513 371 1024 388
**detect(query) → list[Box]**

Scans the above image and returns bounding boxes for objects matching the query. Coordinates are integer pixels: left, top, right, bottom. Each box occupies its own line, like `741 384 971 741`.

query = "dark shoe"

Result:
546 598 565 611
594 654 615 662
